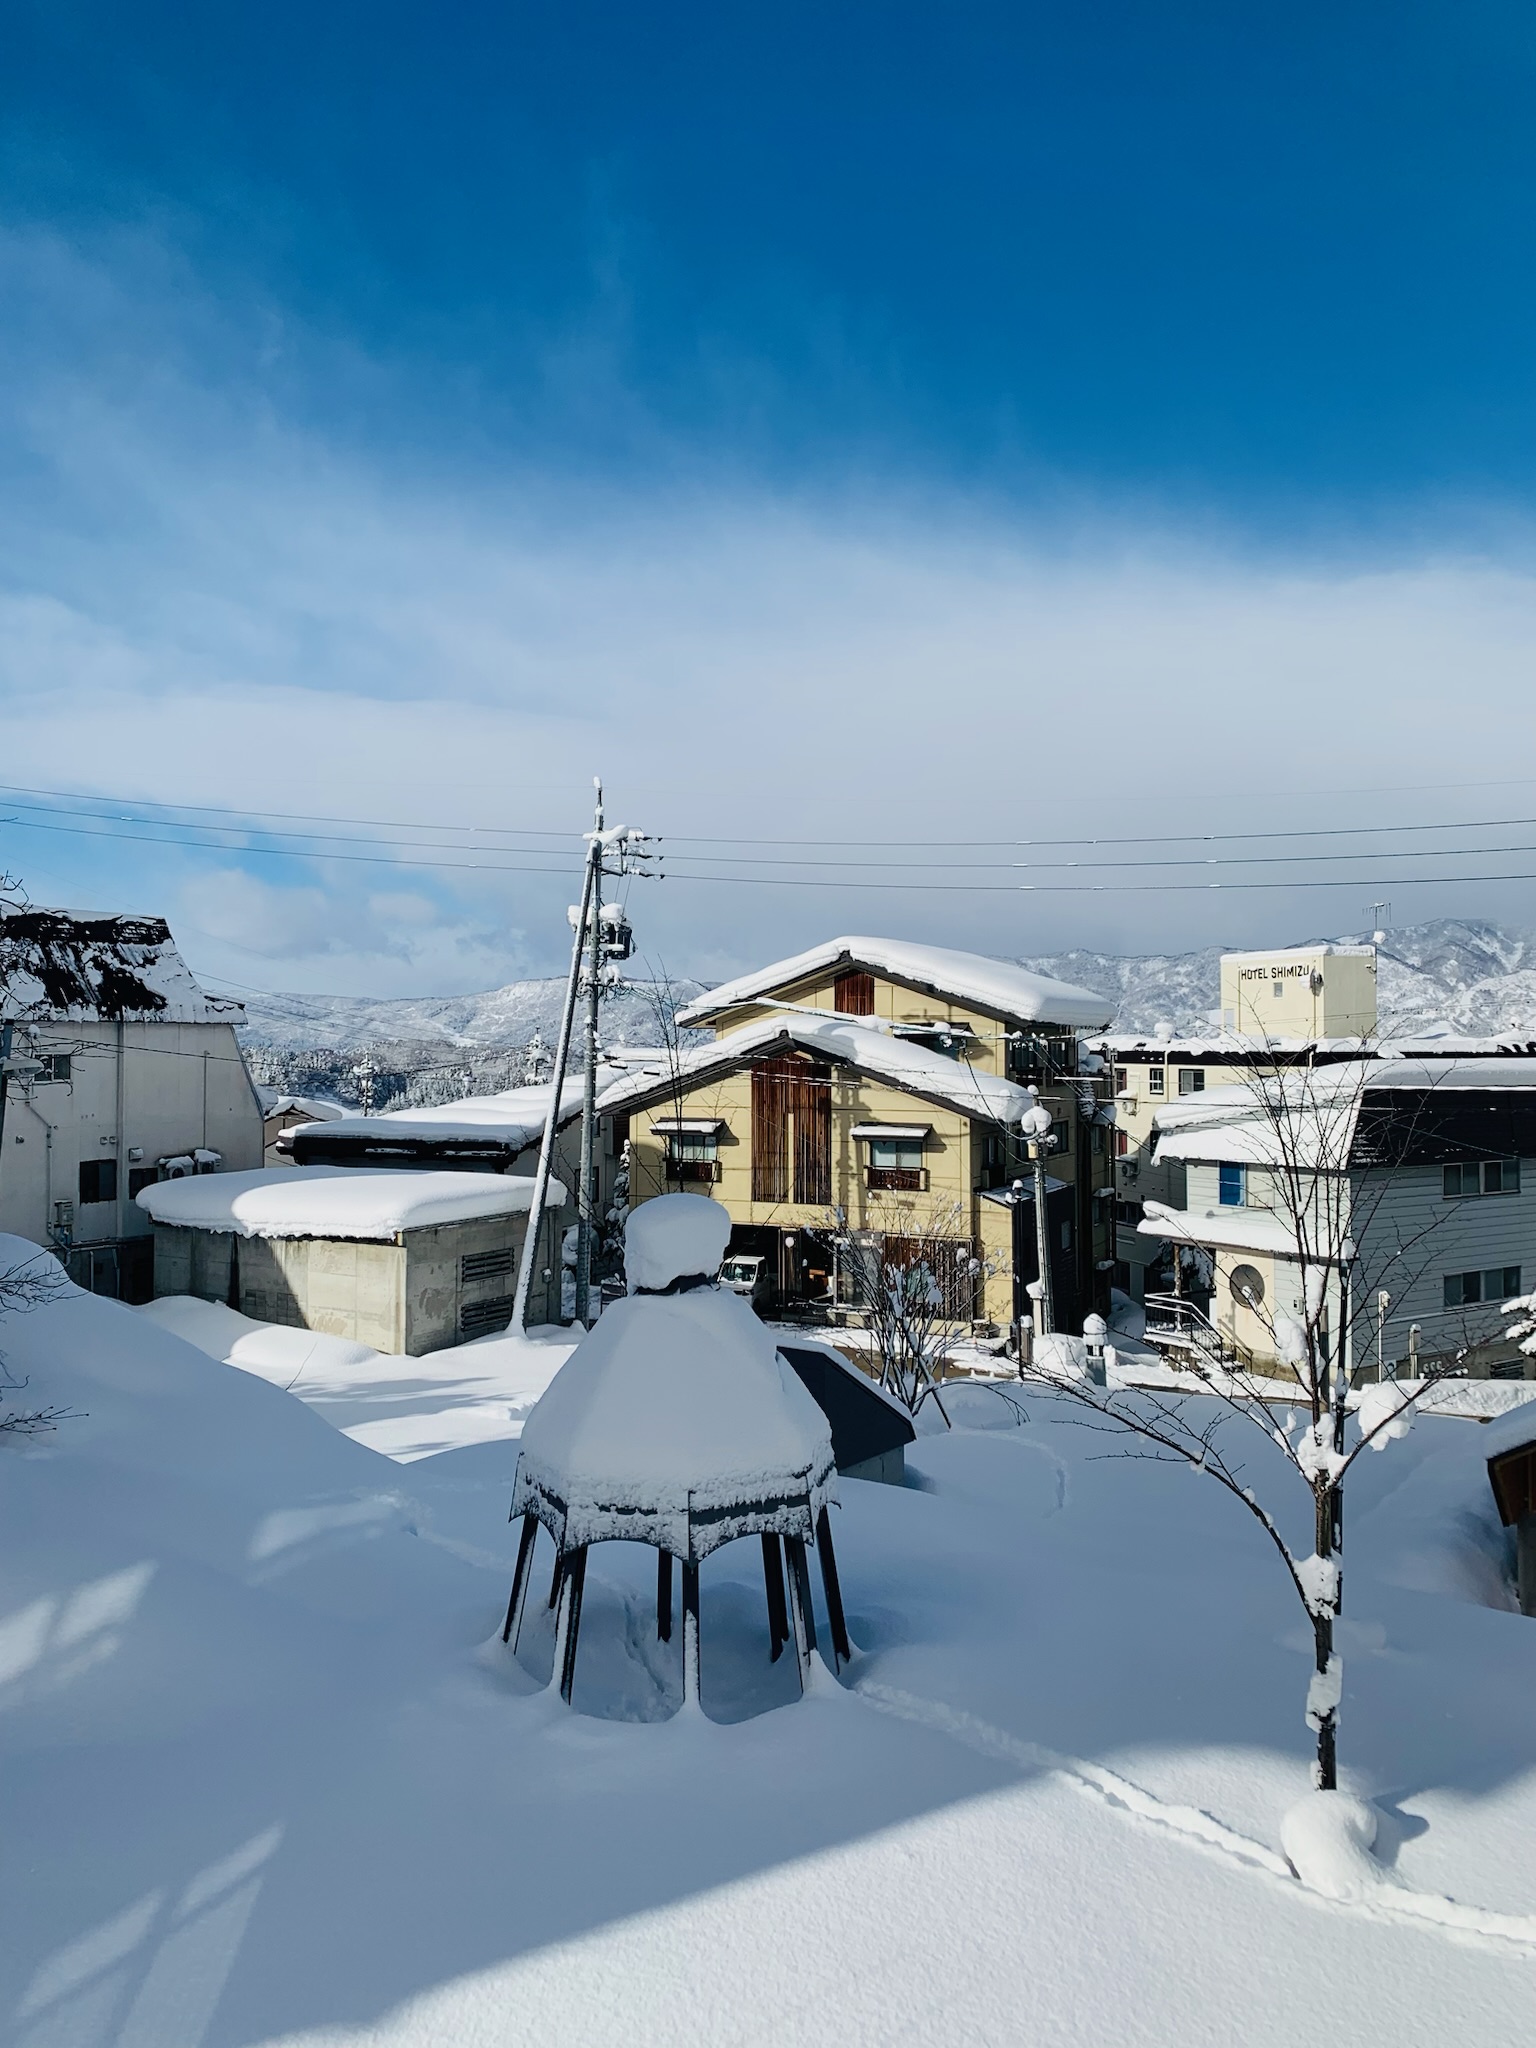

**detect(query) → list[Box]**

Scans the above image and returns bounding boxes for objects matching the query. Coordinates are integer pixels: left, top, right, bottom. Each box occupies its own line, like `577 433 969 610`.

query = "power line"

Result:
12 775 1536 856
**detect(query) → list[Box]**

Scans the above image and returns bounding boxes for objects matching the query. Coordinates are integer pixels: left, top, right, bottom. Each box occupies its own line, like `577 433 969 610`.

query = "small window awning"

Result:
649 1118 726 1135
849 1123 931 1142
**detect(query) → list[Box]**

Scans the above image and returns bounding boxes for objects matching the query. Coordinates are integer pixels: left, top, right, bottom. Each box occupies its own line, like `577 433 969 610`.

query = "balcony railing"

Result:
668 1158 721 1184
866 1166 928 1193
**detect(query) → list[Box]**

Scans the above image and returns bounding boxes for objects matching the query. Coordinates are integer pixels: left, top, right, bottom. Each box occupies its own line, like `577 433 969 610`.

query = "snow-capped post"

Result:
1082 1312 1108 1388
1020 1090 1055 1335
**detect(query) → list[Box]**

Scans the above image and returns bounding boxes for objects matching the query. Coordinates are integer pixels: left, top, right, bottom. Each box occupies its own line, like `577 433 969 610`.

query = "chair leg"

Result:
786 1536 816 1688
548 1546 564 1608
762 1531 789 1661
556 1546 588 1704
657 1548 673 1643
681 1559 702 1706
501 1513 539 1648
815 1506 852 1668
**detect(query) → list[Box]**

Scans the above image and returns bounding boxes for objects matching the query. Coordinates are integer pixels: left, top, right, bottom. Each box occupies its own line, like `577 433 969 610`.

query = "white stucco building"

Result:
0 910 263 1299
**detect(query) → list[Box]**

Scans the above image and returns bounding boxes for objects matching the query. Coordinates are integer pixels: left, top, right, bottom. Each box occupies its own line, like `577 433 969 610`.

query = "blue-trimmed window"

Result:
1218 1164 1246 1207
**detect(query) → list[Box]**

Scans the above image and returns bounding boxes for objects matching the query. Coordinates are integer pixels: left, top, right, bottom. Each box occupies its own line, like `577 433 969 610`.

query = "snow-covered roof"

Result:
284 1071 626 1150
1150 1055 1536 1171
511 1285 836 1560
0 909 241 1024
596 1011 1036 1127
136 1165 562 1240
1138 1201 1301 1258
1099 1030 1536 1061
259 1092 345 1122
675 936 1114 1031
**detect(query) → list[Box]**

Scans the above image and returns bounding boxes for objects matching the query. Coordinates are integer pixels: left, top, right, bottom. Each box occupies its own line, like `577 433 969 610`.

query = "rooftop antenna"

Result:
1367 901 1391 946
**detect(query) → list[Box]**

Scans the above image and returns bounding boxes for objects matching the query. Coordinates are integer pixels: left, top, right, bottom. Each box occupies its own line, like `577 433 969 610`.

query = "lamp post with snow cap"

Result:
1020 1090 1055 1337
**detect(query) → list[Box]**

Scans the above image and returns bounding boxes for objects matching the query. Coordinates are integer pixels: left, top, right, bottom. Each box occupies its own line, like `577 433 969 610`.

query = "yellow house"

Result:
600 936 1116 1333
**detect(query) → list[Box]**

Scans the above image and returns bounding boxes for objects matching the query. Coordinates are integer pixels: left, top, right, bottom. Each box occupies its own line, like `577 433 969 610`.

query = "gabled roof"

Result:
674 935 1114 1032
596 1011 1036 1127
1149 1055 1536 1171
0 910 241 1025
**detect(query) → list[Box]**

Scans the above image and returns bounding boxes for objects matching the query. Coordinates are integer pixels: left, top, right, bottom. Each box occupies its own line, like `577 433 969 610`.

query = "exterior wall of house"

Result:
151 1210 533 1353
1168 1147 1536 1379
1352 1163 1536 1376
619 1061 1106 1331
1 1019 263 1264
693 969 1014 1075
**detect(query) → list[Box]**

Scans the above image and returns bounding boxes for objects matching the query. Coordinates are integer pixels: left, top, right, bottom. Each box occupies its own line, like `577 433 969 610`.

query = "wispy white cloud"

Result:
3 221 1536 994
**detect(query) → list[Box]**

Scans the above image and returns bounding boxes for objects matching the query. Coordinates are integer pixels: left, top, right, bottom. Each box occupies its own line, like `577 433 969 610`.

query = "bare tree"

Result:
819 1196 999 1420
0 1251 71 1436
1022 1044 1468 1792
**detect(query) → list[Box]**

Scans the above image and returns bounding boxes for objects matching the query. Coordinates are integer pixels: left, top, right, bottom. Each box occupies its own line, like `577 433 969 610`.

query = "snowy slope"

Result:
238 976 703 1051
9 1248 1536 2045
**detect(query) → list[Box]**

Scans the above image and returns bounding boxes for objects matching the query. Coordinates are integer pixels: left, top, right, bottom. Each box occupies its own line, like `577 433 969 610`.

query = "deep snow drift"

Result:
7 1236 1536 2046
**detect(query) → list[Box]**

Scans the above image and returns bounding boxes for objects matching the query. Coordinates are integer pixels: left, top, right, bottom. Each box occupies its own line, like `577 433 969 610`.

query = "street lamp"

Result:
1020 1089 1055 1337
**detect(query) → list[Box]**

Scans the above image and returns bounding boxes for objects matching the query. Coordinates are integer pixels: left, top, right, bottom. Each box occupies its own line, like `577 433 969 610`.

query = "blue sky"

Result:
4 3 1536 994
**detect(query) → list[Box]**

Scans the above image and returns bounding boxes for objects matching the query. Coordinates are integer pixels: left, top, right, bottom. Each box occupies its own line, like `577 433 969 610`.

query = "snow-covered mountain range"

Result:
235 918 1536 1053
1021 918 1536 1038
237 975 703 1052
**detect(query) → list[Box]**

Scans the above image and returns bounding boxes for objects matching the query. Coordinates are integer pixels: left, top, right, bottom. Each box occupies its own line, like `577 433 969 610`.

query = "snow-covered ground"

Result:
8 1240 1536 2046
137 1295 575 1462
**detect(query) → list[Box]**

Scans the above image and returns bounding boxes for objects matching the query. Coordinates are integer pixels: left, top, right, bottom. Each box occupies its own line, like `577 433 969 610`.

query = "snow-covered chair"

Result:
501 1194 851 1709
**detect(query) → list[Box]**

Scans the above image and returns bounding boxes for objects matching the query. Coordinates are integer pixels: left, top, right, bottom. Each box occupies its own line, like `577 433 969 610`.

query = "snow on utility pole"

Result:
574 781 605 1325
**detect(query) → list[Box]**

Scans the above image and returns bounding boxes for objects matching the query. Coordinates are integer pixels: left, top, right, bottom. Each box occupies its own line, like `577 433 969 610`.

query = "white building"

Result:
0 910 263 1299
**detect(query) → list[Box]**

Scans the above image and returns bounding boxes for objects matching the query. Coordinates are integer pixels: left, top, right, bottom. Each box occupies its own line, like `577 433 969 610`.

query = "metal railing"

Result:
1141 1292 1255 1373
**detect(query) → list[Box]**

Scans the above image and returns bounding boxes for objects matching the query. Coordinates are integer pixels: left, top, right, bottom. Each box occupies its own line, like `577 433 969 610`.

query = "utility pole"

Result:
574 781 605 1325
511 787 651 1333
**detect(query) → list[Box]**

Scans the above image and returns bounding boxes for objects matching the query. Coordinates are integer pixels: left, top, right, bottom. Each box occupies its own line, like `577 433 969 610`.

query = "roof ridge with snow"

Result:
674 935 1114 1031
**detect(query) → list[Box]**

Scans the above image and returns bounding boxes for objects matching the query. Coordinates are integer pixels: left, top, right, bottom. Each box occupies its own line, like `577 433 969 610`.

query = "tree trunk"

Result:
1312 1476 1340 1791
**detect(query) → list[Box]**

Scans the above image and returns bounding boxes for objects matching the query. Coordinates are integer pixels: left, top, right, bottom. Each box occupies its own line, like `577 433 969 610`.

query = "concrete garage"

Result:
138 1166 565 1352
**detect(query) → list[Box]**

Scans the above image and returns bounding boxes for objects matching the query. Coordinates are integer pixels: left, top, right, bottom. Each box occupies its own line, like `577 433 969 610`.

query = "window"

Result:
871 1139 923 1171
1115 1129 1129 1157
1443 1158 1521 1198
833 970 875 1016
1218 1164 1246 1207
1114 1067 1128 1093
1177 1069 1206 1095
37 1054 70 1083
1272 979 1284 1000
78 1160 117 1205
1148 1067 1165 1097
608 1113 630 1153
868 1137 926 1191
127 1166 159 1200
1444 1266 1523 1309
667 1131 721 1184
